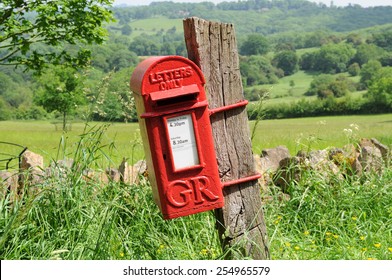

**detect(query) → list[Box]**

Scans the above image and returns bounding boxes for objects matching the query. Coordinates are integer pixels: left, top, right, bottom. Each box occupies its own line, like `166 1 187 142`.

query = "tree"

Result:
240 55 279 86
314 43 355 74
240 34 270 56
351 43 384 66
306 74 335 98
306 74 350 99
360 60 382 88
366 67 392 108
0 0 114 74
348 63 360 76
273 50 299 76
35 66 86 130
370 30 392 51
121 24 133 36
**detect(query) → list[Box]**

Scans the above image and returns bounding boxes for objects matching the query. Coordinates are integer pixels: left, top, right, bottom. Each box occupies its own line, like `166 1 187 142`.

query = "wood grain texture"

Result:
184 17 269 259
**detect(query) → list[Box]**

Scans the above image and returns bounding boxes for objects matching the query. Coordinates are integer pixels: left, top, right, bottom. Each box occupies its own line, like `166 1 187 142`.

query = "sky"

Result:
113 0 392 8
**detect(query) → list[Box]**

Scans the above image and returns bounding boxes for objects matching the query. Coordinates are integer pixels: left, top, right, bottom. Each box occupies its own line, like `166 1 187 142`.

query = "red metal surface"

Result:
222 173 262 188
130 56 224 219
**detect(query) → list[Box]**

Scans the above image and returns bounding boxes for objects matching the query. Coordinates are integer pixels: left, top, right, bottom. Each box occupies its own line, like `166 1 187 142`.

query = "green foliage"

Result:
306 74 351 99
380 53 392 67
307 43 356 74
351 43 384 66
85 68 137 123
0 0 114 74
120 24 133 36
360 60 383 88
249 95 392 120
0 97 12 120
370 29 392 51
240 34 270 56
348 63 361 77
35 66 86 130
128 30 186 57
366 67 392 107
240 55 279 86
2 1 392 121
273 50 299 76
266 166 392 260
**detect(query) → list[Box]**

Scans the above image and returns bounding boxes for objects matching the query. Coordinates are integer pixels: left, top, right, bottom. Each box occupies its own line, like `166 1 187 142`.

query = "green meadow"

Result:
1 114 391 166
1 116 391 260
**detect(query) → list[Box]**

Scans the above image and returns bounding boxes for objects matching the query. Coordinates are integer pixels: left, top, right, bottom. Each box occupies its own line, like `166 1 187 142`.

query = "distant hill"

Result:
112 0 392 36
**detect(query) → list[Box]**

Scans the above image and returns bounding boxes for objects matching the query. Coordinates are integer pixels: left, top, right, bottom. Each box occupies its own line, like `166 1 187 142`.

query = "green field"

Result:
1 116 391 260
108 16 184 40
250 114 392 155
250 70 364 105
0 121 143 168
1 114 391 168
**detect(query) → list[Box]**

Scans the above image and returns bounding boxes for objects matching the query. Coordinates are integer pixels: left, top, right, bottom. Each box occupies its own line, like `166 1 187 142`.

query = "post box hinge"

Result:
221 173 261 188
209 99 248 116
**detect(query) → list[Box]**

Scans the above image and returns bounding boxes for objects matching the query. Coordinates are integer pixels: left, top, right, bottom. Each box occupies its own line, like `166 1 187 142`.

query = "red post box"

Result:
130 56 224 219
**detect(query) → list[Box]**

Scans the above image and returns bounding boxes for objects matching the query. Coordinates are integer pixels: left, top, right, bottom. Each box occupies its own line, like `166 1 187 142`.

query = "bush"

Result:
348 63 360 76
15 105 48 120
0 98 12 120
248 96 390 120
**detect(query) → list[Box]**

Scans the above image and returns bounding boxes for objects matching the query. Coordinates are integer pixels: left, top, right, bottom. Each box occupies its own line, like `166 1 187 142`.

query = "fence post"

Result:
183 17 269 259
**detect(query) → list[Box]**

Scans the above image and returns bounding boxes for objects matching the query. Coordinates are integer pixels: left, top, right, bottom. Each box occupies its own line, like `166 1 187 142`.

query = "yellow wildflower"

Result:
351 216 357 221
294 246 300 251
285 242 291 247
157 244 165 254
333 234 339 239
388 248 392 253
360 236 365 241
274 215 283 225
304 230 310 236
119 252 124 258
326 232 332 236
374 243 381 248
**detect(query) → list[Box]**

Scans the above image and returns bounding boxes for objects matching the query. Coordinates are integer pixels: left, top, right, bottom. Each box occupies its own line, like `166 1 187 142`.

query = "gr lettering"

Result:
166 176 219 208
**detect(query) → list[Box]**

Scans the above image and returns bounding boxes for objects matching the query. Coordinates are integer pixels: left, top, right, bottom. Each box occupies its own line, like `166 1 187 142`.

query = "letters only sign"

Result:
130 56 224 219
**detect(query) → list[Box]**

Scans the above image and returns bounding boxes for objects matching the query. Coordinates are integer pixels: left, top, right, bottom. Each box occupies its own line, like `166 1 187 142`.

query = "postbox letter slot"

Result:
156 93 197 107
150 84 199 107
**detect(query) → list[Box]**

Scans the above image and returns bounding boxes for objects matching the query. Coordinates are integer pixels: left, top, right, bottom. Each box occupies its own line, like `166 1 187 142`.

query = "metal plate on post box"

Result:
166 114 199 170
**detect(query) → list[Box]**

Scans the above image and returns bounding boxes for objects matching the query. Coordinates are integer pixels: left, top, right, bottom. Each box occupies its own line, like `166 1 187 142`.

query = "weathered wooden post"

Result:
183 17 269 259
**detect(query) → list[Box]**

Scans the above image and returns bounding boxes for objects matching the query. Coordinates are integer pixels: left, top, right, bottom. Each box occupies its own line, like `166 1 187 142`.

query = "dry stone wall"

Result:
1 139 390 202
255 138 391 194
0 149 147 202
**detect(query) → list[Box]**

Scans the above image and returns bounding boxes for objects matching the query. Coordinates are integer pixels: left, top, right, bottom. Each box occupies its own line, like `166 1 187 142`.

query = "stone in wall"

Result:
19 150 44 194
0 171 19 201
106 167 120 182
273 156 304 192
371 138 390 162
258 146 291 186
307 149 342 179
329 145 362 175
358 139 384 173
119 159 147 185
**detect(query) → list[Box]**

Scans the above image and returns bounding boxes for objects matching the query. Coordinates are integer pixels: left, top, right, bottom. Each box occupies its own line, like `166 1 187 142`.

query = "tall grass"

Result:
0 124 221 260
0 123 391 260
264 168 392 260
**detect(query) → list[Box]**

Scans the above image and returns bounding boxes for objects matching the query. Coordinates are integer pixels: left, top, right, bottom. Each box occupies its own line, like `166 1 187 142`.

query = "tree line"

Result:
1 0 392 127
